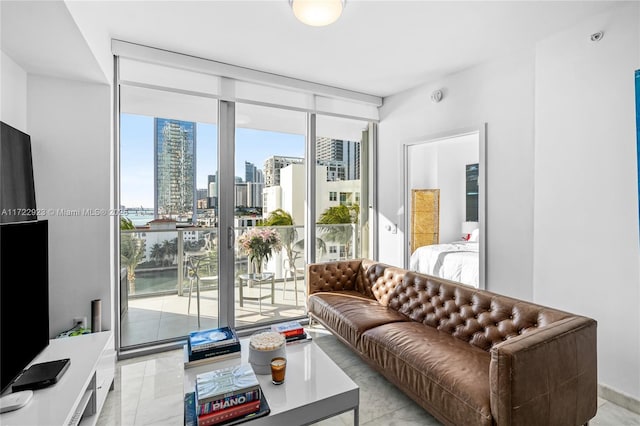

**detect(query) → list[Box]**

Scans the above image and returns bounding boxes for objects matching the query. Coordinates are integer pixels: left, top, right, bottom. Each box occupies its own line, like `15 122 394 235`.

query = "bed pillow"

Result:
468 228 480 242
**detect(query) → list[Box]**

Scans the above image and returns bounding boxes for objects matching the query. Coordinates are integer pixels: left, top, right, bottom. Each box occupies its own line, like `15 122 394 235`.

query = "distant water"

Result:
124 214 154 227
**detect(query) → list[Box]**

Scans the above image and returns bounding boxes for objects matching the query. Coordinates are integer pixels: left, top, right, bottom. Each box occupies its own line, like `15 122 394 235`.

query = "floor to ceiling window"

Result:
232 104 306 329
114 42 380 354
119 84 219 349
315 115 371 262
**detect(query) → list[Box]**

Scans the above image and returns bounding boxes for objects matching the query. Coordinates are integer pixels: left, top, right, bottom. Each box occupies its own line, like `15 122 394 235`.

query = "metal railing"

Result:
120 223 359 298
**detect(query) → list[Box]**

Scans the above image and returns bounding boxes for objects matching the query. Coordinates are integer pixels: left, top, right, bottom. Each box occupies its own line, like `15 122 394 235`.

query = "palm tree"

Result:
261 209 326 264
292 237 327 259
160 239 178 266
150 243 163 266
168 238 178 264
120 217 146 294
120 216 135 230
317 204 359 258
261 209 298 266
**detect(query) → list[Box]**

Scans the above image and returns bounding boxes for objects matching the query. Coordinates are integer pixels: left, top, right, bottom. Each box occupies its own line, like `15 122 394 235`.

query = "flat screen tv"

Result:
0 219 49 393
1 121 37 223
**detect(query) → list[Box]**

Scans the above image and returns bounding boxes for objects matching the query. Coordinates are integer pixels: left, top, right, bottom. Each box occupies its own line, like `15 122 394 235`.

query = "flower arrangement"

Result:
238 228 283 272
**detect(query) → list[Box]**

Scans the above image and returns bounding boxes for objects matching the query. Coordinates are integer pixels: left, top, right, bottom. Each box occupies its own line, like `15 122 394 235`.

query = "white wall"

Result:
534 4 640 400
379 2 640 401
27 75 113 337
379 48 536 300
1 51 28 132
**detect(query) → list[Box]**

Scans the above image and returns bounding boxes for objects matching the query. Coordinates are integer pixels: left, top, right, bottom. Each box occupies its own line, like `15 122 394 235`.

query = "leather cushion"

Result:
307 260 363 294
360 321 493 426
388 271 571 351
308 291 410 347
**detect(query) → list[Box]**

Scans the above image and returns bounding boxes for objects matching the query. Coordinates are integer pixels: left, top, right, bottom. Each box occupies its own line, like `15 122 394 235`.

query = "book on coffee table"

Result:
285 331 312 345
183 345 241 369
184 390 270 426
271 321 304 337
196 364 260 405
189 327 239 353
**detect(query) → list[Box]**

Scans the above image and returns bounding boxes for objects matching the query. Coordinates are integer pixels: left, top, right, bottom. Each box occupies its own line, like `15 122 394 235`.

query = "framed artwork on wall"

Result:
465 163 479 222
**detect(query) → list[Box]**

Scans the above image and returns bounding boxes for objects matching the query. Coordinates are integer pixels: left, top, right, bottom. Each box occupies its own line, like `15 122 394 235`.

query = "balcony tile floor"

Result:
121 278 306 347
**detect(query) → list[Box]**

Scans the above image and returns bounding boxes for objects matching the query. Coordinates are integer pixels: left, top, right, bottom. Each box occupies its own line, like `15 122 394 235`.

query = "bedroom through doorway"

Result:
403 125 486 289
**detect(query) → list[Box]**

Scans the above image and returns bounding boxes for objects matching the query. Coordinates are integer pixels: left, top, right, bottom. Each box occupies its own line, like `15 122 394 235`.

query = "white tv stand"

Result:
0 331 115 426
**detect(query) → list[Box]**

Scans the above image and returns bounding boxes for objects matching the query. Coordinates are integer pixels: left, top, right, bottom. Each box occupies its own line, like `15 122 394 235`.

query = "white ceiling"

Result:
1 1 625 98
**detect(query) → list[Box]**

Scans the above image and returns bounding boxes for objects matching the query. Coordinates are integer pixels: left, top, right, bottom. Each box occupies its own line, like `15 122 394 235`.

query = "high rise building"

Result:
247 182 264 208
344 139 361 181
235 182 248 207
154 118 196 220
207 174 217 210
317 159 345 181
264 156 304 187
316 137 343 162
245 161 260 183
196 188 208 201
316 137 360 181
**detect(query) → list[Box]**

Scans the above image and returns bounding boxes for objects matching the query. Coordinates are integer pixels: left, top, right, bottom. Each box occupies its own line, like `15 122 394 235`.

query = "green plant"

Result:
237 228 282 265
120 216 135 230
317 204 359 258
261 209 297 266
120 232 146 294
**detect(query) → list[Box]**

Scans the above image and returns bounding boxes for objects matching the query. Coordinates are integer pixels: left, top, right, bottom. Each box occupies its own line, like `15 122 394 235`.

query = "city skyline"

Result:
120 113 305 208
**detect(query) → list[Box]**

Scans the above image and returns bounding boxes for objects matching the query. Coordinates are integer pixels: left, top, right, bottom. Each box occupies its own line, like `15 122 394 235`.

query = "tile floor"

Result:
97 326 640 426
121 279 306 348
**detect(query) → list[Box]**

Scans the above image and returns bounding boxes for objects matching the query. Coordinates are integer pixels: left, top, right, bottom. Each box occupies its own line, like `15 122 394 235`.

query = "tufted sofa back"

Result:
308 259 572 352
307 259 369 296
360 259 407 306
307 258 402 302
386 270 572 352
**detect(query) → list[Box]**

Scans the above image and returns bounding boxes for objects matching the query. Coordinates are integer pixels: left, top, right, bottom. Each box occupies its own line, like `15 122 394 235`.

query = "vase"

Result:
253 257 264 277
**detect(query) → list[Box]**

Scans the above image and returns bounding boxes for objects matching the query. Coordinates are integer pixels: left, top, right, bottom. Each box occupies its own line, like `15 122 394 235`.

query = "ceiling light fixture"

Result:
290 0 346 27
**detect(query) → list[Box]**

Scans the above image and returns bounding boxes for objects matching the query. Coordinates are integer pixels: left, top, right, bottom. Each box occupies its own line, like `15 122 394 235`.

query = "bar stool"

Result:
185 254 203 328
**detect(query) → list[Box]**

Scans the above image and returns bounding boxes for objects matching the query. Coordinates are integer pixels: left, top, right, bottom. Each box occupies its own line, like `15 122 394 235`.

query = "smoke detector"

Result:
431 89 443 103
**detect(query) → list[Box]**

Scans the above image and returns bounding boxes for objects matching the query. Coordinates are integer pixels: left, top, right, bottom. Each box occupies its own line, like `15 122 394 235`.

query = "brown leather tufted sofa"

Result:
307 259 597 426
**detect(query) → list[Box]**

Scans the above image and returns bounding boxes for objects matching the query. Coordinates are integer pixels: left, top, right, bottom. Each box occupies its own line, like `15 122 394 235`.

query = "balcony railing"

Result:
120 223 358 298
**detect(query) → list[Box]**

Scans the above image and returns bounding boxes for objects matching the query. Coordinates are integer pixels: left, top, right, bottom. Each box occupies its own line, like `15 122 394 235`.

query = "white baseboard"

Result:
599 384 640 415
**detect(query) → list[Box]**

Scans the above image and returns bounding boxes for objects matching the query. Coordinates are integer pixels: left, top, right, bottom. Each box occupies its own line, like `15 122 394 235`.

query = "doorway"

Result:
403 126 486 288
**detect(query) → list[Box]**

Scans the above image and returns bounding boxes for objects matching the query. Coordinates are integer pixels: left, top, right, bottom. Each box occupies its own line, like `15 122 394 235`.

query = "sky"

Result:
120 114 305 208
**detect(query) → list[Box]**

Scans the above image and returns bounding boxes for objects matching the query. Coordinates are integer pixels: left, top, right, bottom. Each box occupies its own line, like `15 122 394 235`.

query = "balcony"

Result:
120 224 357 348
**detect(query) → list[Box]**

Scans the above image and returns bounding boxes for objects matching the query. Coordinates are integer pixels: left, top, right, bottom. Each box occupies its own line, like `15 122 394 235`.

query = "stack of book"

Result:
184 364 269 426
184 326 241 368
270 321 311 344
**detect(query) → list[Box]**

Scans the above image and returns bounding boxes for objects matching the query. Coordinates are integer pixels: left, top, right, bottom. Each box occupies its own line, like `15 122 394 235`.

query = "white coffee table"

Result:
184 338 359 425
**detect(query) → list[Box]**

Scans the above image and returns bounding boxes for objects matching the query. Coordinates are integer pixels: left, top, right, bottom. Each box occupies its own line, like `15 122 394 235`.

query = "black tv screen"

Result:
0 219 49 393
1 121 37 223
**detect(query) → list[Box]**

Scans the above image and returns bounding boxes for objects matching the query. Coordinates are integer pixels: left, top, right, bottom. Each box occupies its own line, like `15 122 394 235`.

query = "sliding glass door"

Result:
115 56 377 351
119 85 219 348
231 104 306 329
315 115 371 262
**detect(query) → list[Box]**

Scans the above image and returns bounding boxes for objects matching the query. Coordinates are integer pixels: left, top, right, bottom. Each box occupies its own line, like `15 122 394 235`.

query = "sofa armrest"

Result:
306 260 363 295
489 316 597 425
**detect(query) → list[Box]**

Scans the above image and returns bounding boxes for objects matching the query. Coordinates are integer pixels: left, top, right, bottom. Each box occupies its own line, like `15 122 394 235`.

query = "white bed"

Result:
409 240 479 288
